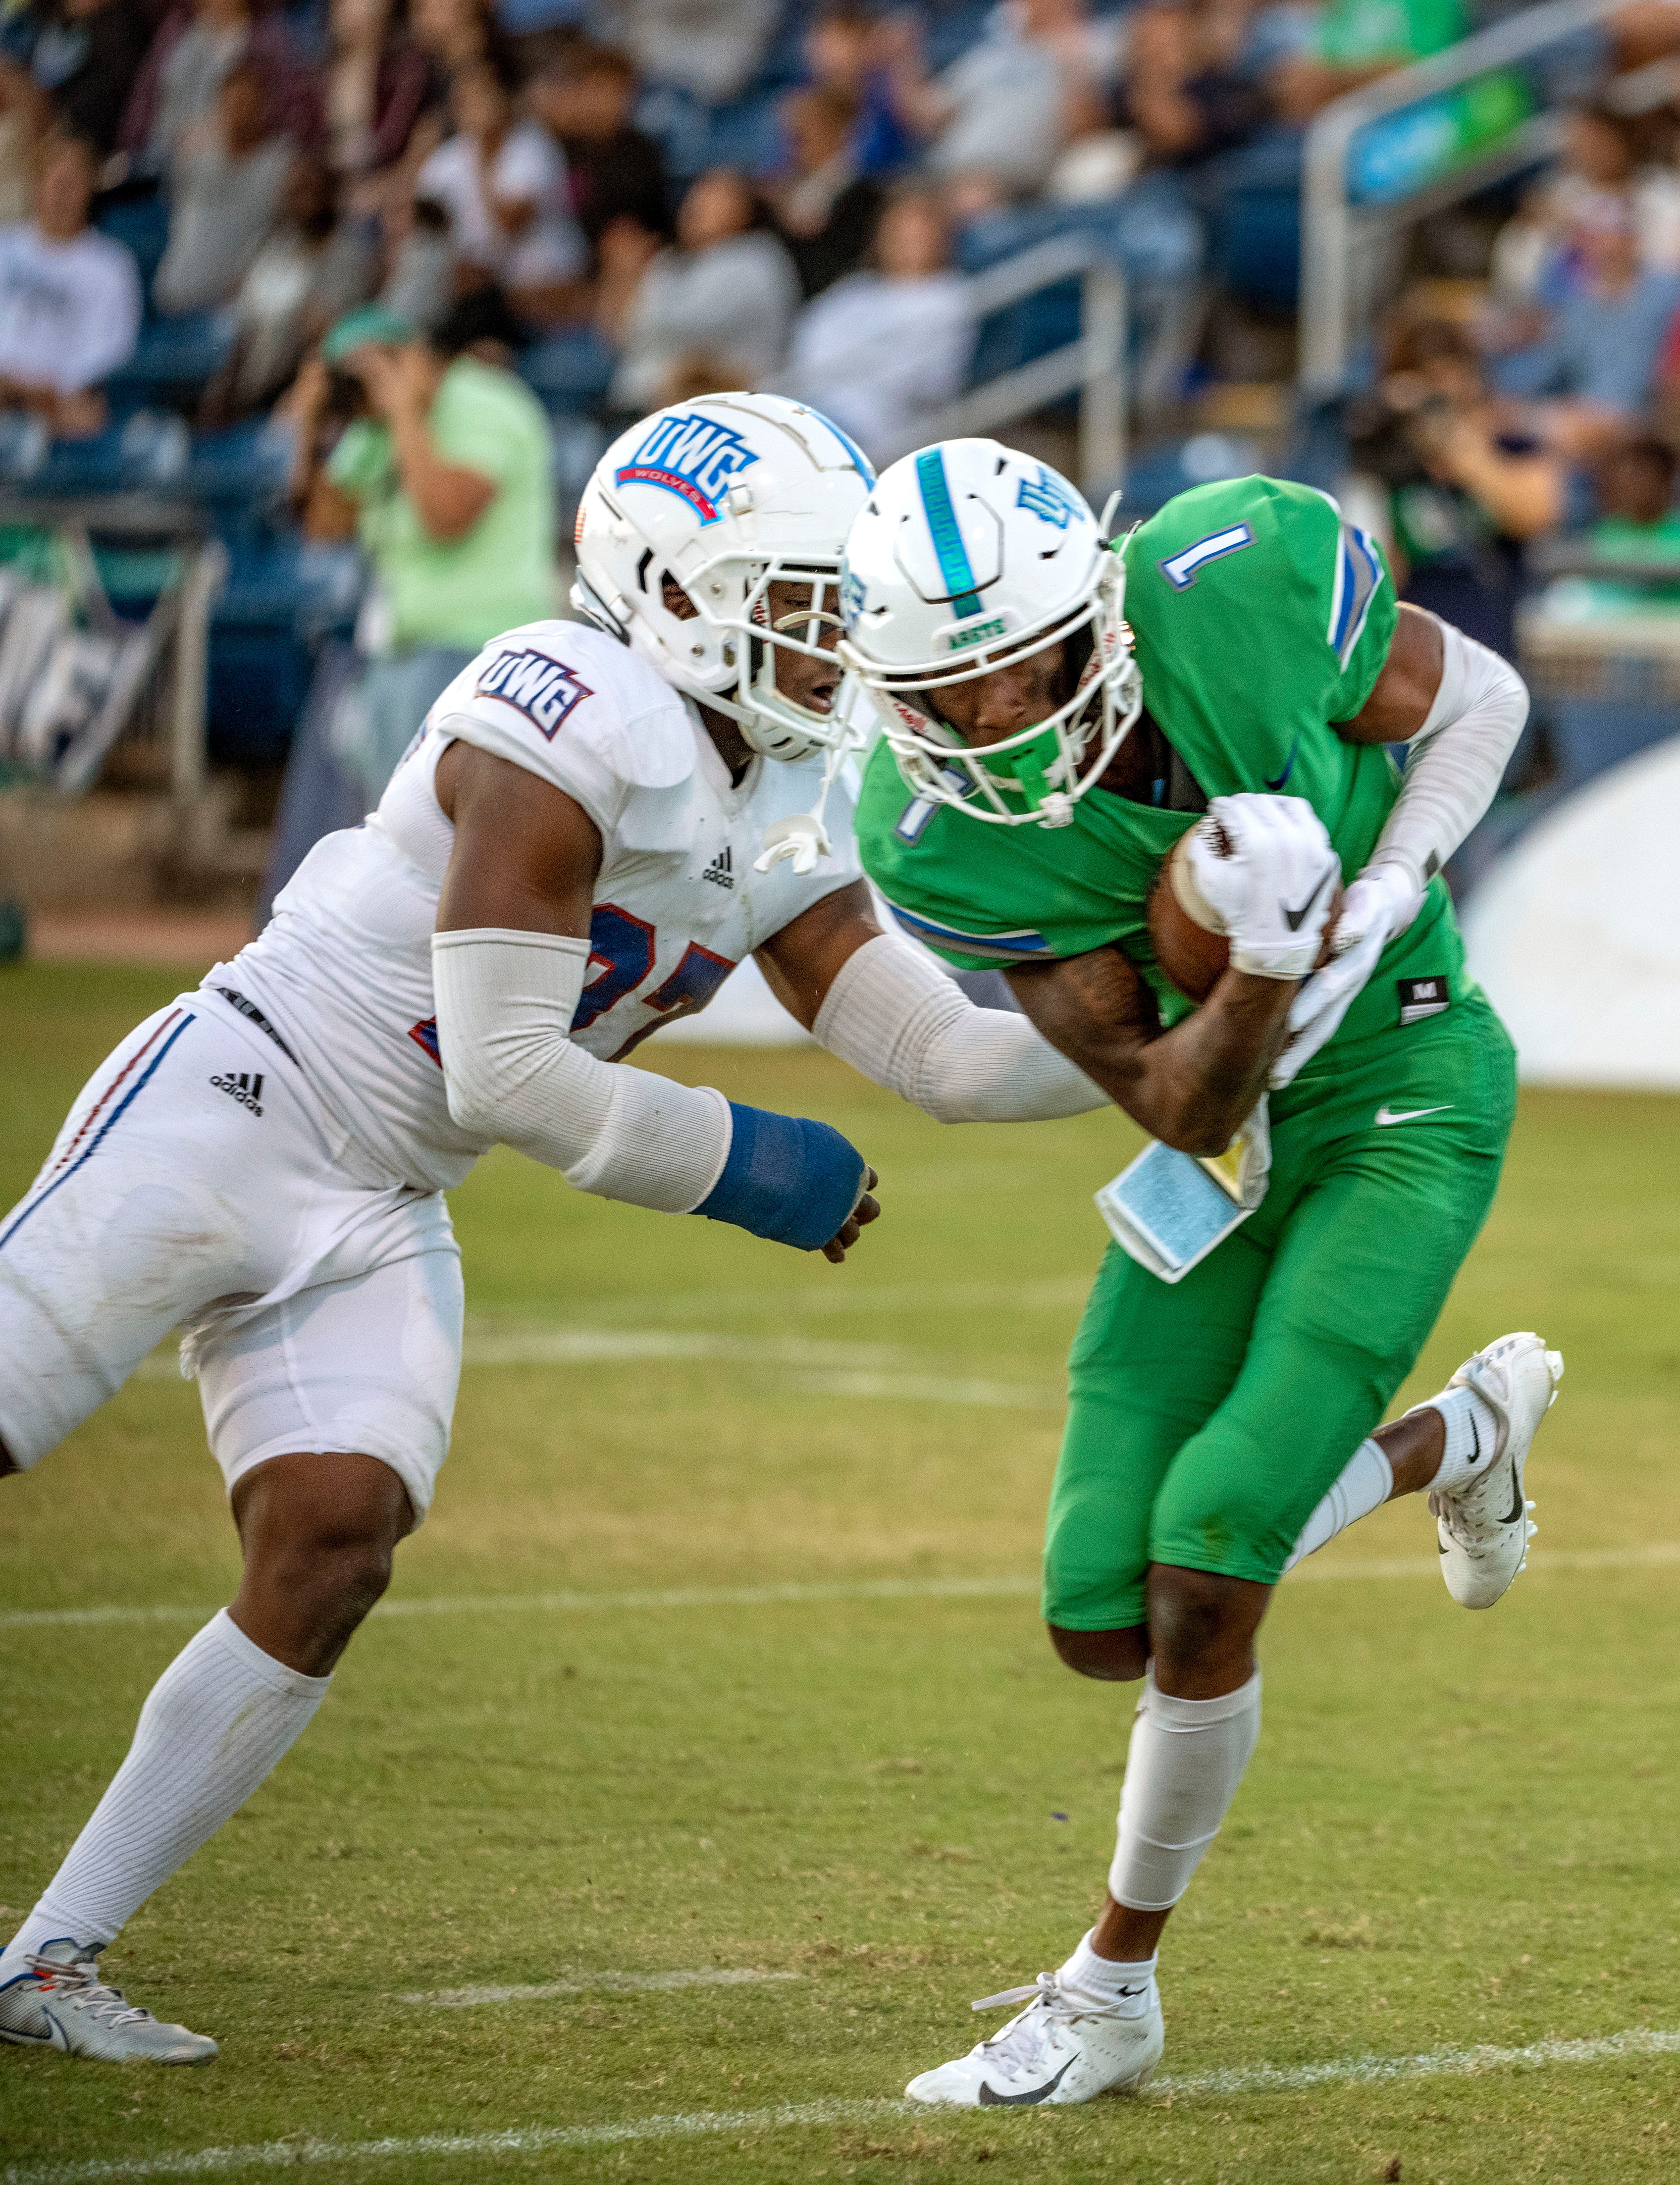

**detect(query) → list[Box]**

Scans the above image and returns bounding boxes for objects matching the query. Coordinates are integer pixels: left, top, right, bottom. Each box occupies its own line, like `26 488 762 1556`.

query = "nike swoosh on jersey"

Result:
1374 1104 1454 1126
1266 733 1300 791
978 2057 1074 2105
1281 864 1334 932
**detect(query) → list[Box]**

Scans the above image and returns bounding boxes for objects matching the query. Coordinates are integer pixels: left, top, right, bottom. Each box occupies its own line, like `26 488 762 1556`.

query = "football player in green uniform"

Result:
835 443 1562 2106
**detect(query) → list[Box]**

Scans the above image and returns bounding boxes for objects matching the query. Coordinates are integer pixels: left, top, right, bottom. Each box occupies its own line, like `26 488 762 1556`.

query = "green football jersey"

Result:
856 474 1468 1050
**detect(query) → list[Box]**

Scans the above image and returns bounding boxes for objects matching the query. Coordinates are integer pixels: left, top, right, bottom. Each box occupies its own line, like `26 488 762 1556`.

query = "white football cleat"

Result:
905 1969 1163 2107
1428 1331 1563 1610
0 1943 218 2064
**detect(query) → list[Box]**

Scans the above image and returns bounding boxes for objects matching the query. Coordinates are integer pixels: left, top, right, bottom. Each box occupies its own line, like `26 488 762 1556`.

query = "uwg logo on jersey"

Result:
614 412 759 525
476 649 594 740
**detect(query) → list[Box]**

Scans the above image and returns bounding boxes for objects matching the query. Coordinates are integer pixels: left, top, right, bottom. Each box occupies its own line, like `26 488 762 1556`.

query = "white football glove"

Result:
1268 858 1424 1090
1186 794 1342 981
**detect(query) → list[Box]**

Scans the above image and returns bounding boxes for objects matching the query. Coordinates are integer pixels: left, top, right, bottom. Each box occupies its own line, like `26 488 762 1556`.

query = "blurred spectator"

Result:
1591 435 1680 555
772 84 882 299
1492 107 1680 304
1121 0 1272 169
599 0 777 106
804 6 913 178
123 0 319 175
1270 0 1465 124
288 298 557 802
608 166 797 412
154 60 293 315
380 191 455 325
323 0 429 186
410 0 499 87
22 0 152 156
887 0 1126 198
414 57 585 321
1349 318 1563 656
201 153 374 418
1494 210 1680 459
0 132 141 438
527 40 672 250
0 47 52 224
888 5 1063 196
782 187 971 462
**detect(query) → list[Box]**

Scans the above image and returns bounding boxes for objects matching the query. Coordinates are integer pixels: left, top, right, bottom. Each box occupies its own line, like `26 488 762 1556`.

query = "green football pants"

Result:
1042 993 1518 1631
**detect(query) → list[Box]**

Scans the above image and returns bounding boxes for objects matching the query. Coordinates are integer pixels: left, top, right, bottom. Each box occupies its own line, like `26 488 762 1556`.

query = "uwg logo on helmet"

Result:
614 412 760 526
476 648 594 740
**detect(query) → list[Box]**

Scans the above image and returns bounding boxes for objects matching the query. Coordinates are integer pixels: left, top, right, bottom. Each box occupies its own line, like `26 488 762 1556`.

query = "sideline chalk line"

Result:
134 1325 1064 1414
399 1968 802 2007
6 1542 1679 1633
8 2023 1680 2183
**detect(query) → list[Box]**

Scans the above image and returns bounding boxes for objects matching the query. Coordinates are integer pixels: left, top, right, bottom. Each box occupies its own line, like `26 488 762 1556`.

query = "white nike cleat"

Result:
1427 1331 1563 1610
0 1943 218 2063
905 1969 1163 2107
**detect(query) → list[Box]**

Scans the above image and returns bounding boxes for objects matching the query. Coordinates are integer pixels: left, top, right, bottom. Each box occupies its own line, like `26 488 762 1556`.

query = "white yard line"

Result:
399 1969 802 2007
9 2024 1680 2184
134 1327 1062 1411
7 1543 1680 1633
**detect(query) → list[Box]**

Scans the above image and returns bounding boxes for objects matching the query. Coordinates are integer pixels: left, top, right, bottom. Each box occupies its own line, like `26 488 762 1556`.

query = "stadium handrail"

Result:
772 231 1128 492
1300 0 1629 393
922 233 1128 494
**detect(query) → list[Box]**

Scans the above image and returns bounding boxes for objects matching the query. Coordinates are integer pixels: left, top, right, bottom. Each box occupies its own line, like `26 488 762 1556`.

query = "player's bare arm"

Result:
1003 942 1288 1157
1335 599 1443 742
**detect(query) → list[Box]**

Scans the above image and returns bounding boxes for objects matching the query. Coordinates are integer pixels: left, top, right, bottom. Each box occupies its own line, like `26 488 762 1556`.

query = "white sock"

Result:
0 1611 329 1982
1058 1929 1156 2016
1282 1437 1393 1573
1411 1383 1500 1494
1108 1671 1262 1912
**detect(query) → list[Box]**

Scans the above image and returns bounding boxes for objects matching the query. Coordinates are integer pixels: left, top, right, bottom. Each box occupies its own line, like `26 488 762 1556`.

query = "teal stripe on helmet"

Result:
914 448 984 618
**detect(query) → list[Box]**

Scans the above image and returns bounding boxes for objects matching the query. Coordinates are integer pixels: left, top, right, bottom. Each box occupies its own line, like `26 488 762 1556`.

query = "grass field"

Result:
4 962 1680 2185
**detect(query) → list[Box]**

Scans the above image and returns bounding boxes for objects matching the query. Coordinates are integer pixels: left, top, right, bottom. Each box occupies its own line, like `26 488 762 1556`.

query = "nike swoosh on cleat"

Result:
1266 734 1301 791
1374 1104 1453 1127
979 2058 1075 2105
1281 865 1334 932
1500 1463 1524 1526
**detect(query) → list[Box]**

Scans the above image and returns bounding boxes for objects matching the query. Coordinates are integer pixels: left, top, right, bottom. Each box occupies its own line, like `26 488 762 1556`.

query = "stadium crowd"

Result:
5 0 1680 832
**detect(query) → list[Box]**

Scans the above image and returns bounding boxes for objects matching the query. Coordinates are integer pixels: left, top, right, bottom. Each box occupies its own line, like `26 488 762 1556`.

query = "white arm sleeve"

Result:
1366 618 1529 894
812 932 1108 1124
430 928 730 1213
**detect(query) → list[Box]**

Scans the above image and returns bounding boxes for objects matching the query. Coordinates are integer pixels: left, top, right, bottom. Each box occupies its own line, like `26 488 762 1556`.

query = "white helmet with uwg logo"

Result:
838 439 1142 827
572 392 874 765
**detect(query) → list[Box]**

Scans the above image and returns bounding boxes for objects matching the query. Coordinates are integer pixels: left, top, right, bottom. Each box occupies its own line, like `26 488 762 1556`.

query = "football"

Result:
1147 823 1342 1002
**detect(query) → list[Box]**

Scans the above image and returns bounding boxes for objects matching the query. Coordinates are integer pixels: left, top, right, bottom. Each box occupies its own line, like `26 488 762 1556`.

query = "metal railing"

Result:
775 230 1129 493
919 233 1129 494
1300 0 1627 394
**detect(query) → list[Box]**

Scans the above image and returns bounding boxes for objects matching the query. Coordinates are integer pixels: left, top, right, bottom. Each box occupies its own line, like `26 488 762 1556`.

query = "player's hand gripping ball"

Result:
1148 795 1343 1002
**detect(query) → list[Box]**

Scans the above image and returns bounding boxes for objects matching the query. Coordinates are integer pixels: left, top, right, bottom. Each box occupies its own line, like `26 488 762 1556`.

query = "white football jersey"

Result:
210 620 862 1191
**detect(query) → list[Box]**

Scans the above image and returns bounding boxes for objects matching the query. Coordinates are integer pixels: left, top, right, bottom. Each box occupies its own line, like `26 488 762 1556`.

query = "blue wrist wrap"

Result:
692 1103 866 1251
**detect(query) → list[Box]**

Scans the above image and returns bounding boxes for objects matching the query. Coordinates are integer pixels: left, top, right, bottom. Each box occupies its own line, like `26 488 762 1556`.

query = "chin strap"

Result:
754 735 853 876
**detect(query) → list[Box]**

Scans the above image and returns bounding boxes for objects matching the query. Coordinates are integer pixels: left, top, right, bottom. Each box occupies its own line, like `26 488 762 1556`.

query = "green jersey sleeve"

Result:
1122 476 1397 802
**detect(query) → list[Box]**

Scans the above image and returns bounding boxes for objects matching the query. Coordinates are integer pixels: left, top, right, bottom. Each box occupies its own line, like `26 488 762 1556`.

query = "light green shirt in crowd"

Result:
1315 0 1465 65
328 355 558 654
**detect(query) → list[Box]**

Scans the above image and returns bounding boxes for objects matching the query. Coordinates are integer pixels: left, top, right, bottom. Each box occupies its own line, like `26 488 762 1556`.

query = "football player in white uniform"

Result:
0 395 1118 2063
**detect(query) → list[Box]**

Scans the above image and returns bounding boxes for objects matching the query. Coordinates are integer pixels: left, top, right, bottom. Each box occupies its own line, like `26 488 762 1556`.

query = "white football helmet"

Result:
572 392 875 764
838 439 1142 827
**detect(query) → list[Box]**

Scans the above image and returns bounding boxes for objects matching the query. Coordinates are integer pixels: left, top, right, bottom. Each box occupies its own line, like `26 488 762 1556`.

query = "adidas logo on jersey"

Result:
702 846 735 889
209 1071 264 1116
